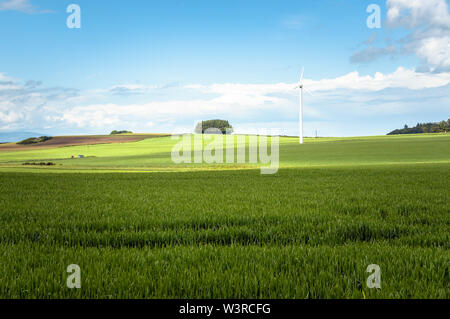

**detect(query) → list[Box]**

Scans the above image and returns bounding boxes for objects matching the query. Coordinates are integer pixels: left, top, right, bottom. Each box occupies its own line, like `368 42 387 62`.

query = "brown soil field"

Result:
0 134 170 151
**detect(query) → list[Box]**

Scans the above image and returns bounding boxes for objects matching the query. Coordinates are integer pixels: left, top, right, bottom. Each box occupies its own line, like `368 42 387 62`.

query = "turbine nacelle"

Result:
294 67 305 90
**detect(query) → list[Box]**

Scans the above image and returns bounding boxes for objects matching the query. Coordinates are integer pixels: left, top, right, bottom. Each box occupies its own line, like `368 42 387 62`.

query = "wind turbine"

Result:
294 67 314 144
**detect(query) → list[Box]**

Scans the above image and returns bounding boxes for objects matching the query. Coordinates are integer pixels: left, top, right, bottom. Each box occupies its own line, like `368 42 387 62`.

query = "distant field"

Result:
0 133 448 298
0 133 448 171
0 133 169 151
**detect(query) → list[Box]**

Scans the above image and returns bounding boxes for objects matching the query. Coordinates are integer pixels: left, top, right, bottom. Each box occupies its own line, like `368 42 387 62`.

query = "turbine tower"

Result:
295 67 314 144
295 67 305 144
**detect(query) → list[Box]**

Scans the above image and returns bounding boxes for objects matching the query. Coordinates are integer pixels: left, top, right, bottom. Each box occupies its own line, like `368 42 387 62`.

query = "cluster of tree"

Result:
17 136 53 145
387 119 450 135
195 120 233 134
110 130 133 135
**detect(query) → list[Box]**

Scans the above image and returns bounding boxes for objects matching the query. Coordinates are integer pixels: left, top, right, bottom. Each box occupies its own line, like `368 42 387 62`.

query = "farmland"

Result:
0 134 169 151
0 134 448 298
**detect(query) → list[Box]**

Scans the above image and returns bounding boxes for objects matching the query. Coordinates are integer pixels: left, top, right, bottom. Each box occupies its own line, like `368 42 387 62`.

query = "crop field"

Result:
0 134 169 151
0 134 448 298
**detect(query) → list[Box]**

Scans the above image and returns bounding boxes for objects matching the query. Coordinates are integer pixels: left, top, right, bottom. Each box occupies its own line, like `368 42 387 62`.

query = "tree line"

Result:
387 119 450 135
17 136 53 145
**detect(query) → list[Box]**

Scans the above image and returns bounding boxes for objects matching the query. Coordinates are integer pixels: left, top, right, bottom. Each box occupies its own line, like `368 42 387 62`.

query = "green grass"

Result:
0 134 448 170
0 134 448 298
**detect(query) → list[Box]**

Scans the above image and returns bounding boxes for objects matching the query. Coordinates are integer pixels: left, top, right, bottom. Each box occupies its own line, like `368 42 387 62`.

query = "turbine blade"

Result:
300 67 304 84
305 87 315 96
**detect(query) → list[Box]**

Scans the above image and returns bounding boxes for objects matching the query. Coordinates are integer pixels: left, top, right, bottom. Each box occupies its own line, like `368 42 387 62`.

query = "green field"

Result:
0 133 448 171
0 134 448 298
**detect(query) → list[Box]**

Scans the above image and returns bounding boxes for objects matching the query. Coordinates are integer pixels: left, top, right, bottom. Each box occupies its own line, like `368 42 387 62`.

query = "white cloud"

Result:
0 73 21 91
350 46 397 64
106 83 181 95
386 0 450 29
0 73 79 131
414 36 450 70
1 68 449 135
188 67 450 93
304 67 450 91
351 1 450 71
0 0 51 13
385 0 450 71
0 0 34 13
109 84 157 95
48 67 450 131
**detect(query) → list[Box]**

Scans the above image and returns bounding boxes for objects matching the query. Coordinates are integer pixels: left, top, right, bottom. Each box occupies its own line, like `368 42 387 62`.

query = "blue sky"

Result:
0 0 449 137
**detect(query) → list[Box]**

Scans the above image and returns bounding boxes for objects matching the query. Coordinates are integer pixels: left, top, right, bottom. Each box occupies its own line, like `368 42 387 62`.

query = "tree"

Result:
195 120 233 134
110 130 133 135
430 124 439 133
